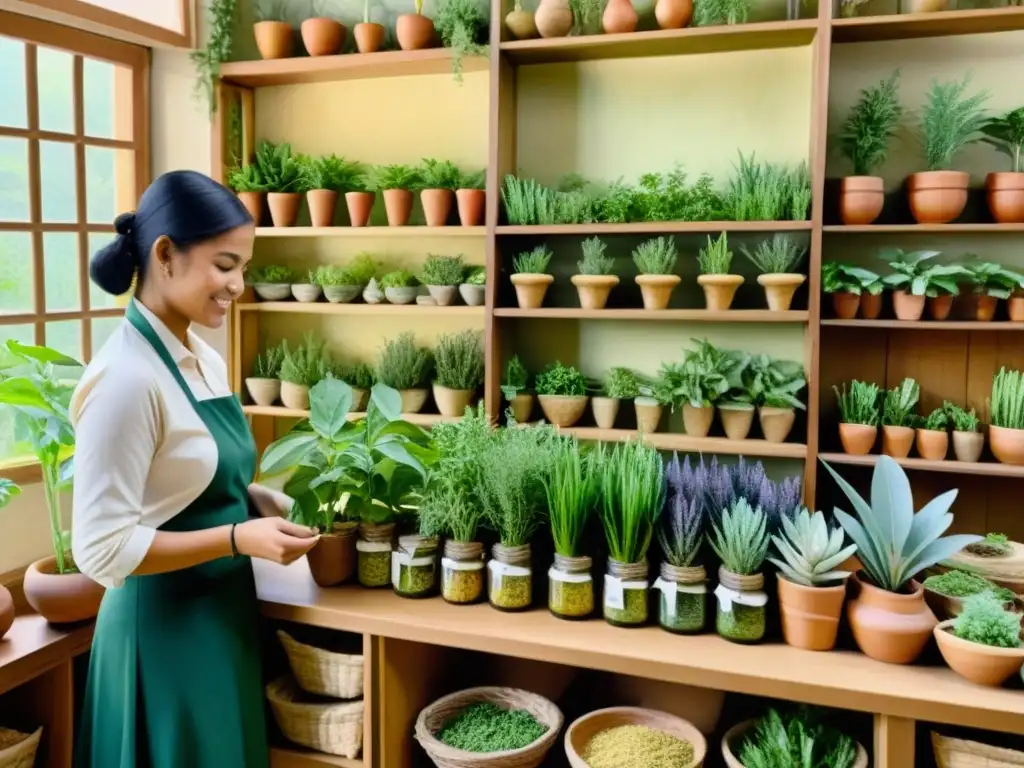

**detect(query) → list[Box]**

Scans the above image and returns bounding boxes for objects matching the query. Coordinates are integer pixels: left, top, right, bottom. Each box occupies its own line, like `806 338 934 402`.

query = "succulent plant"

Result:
768 508 858 588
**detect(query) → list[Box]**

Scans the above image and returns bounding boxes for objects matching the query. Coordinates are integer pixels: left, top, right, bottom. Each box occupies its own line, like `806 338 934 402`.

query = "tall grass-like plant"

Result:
919 75 990 172
578 237 614 275
694 0 752 26
881 377 920 428
721 153 811 222
280 335 330 387
253 342 286 378
834 380 880 425
697 233 733 274
710 498 771 575
632 236 678 275
991 367 1024 429
545 437 599 558
740 235 807 274
377 332 433 390
434 330 484 391
501 175 596 225
738 709 858 768
599 440 665 564
839 71 903 177
513 245 553 274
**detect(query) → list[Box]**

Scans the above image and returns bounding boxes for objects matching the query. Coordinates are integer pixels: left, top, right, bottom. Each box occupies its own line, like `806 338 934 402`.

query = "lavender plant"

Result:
658 453 704 567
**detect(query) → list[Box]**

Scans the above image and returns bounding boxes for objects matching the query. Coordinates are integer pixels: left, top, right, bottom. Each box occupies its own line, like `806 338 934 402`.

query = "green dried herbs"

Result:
582 724 694 768
549 578 594 619
717 603 766 643
395 562 437 598
604 586 649 627
436 702 547 752
489 573 532 611
923 569 1015 602
442 565 484 604
660 590 706 634
357 551 390 587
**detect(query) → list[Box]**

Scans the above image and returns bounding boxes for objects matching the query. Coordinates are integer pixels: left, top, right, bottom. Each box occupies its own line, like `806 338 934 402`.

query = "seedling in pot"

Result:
432 330 484 417
502 355 532 424
511 245 554 309
631 236 680 311
572 237 619 310
696 232 744 310
834 379 880 455
741 235 808 312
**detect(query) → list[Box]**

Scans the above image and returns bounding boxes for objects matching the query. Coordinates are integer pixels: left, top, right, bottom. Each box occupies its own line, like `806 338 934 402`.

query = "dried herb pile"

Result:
581 724 694 768
437 702 547 752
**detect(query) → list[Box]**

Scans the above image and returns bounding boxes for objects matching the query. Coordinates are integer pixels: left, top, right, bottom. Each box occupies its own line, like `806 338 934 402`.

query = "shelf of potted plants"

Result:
238 302 485 317
494 308 809 321
560 429 808 459
255 226 486 238
242 405 462 426
497 221 814 235
831 5 1024 44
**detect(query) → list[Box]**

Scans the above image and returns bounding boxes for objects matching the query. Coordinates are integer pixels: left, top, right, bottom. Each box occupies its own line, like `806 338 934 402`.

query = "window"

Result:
0 11 149 478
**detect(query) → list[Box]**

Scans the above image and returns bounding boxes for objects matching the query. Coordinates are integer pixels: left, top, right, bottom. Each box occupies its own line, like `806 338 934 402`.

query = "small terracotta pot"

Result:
602 0 638 33
847 572 936 665
892 290 925 321
254 21 294 60
832 291 860 320
860 292 882 320
915 428 949 461
985 171 1024 224
301 17 346 56
1008 290 1024 322
280 382 310 411
354 22 385 53
433 384 474 418
718 405 754 441
0 585 13 639
989 425 1024 466
634 401 662 434
511 273 554 309
683 404 714 438
456 189 485 226
396 13 435 50
839 175 884 225
509 393 534 423
907 170 970 224
345 191 375 227
237 191 264 226
759 406 796 444
952 430 984 463
777 576 847 652
571 275 619 310
426 285 457 306
505 7 538 39
882 425 914 458
24 556 105 624
591 396 620 429
421 189 453 227
399 388 428 414
655 0 693 28
928 294 954 321
970 293 998 322
697 274 744 311
839 423 876 455
934 620 1024 687
757 273 805 312
635 274 681 310
306 190 338 228
538 394 589 428
383 189 413 226
306 524 358 587
535 0 573 37
245 377 281 407
267 192 301 227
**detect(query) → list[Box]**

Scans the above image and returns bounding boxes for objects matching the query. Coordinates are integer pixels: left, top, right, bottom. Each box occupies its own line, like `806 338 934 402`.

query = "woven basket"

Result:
415 686 563 768
932 732 1024 768
277 630 364 699
266 676 363 759
0 727 42 768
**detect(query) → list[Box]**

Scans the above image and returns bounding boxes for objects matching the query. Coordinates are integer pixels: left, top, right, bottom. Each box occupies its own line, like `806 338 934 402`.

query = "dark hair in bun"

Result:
90 170 253 296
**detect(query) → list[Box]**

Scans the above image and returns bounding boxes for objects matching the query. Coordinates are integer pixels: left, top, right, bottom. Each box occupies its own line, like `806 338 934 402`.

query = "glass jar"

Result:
715 566 768 644
441 540 485 605
655 562 707 634
393 535 439 599
356 522 394 588
488 543 532 612
603 559 649 627
548 553 594 620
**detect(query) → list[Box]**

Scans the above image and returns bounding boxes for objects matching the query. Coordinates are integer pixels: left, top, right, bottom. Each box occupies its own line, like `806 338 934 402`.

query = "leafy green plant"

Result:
346 253 378 285
311 265 359 287
632 236 678 275
299 155 363 193
659 339 737 409
535 361 586 397
944 401 981 433
247 264 293 284
464 267 486 285
377 332 433 390
991 367 1024 430
420 255 466 287
834 380 880 426
365 164 421 192
545 437 599 558
578 237 614 276
334 362 375 391
822 262 882 295
227 162 268 193
569 0 603 34
919 75 990 172
769 508 857 588
280 335 330 387
253 341 286 379
720 153 811 222
697 233 733 275
0 479 20 509
738 708 858 768
980 107 1024 173
951 592 1022 649
434 330 484 391
598 168 723 223
962 260 1024 299
459 169 486 190
710 498 770 575
920 407 948 432
418 159 463 190
882 377 919 428
923 569 1014 602
879 248 966 297
434 0 488 82
605 367 639 400
741 355 807 410
839 71 903 177
599 439 664 564
501 355 529 401
740 235 807 275
254 0 289 21
502 175 597 226
694 0 752 26
255 140 302 193
191 0 238 113
513 245 553 274
379 270 419 289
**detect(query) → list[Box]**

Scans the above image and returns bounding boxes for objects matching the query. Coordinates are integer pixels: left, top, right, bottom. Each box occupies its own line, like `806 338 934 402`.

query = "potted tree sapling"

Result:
354 0 386 52
346 167 377 227
879 248 965 321
456 168 486 226
963 260 1024 322
934 592 1024 687
740 235 808 312
434 0 488 82
535 361 589 428
980 106 1024 223
420 254 466 306
571 236 618 310
944 400 984 463
989 367 1024 465
659 339 733 439
655 454 708 635
511 245 554 309
632 236 680 311
380 269 420 305
697 233 744 311
880 377 919 459
432 330 484 418
367 164 422 227
634 377 667 435
769 507 857 651
247 265 294 301
253 0 295 59
591 366 637 430
255 140 303 227
710 498 772 644
837 71 903 225
502 354 532 423
915 407 949 461
376 332 433 414
299 154 363 228
418 159 461 226
822 262 882 320
227 161 268 225
279 335 329 411
245 341 286 407
301 0 346 56
333 362 375 411
396 0 436 51
291 269 323 303
834 380 881 455
460 266 486 306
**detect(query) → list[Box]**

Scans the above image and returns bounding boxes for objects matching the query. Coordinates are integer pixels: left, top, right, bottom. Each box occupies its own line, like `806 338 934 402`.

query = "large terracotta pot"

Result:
697 274 744 311
839 423 876 455
1009 290 1024 322
254 21 295 60
237 191 264 225
907 170 970 224
267 192 301 227
306 523 357 587
571 275 619 310
881 425 914 458
860 292 882 319
591 396 620 429
421 189 453 227
952 430 984 463
433 384 474 418
24 556 105 624
456 189 485 226
832 291 860 320
989 425 1024 465
0 585 14 639
847 572 936 664
719 404 754 441
354 22 385 53
537 395 588 428
345 191 375 227
306 190 338 228
892 290 925 321
759 406 795 444
655 0 693 28
602 0 638 33
927 294 954 321
839 176 884 225
383 189 413 226
757 274 805 312
777 576 846 651
301 17 346 56
986 172 1024 223
934 620 1024 687
916 428 948 460
535 0 573 37
396 13 435 50
635 275 681 310
682 404 714 438
511 273 553 309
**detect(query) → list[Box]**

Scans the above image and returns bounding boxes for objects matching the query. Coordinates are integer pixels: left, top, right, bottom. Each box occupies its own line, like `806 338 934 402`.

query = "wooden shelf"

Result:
255 226 485 238
495 308 808 322
818 452 1024 479
237 302 485 317
822 319 1024 331
243 406 461 425
499 19 817 64
561 428 808 459
832 6 1024 43
497 221 813 236
823 223 1024 234
269 746 362 768
0 616 93 697
219 49 487 87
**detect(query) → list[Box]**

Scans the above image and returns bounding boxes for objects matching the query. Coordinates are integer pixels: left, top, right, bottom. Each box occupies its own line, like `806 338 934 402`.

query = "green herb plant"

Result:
822 262 882 296
881 377 920 428
253 342 286 379
697 233 733 275
501 355 529 402
605 367 639 400
513 245 553 274
227 162 268 193
460 169 486 190
436 702 547 753
769 508 857 588
433 0 488 82
365 164 421 191
545 437 599 558
920 407 948 432
834 380 880 426
991 367 1024 429
919 75 990 172
599 440 664 564
299 154 363 193
247 265 293 285
963 260 1024 299
923 569 1014 602
738 708 858 768
694 0 752 26
535 361 587 397
379 270 419 289
879 248 966 297
980 106 1024 172
434 330 484 392
377 332 432 391
502 175 596 226
720 153 811 222
578 237 615 275
255 140 302 193
710 498 770 575
838 71 903 177
951 592 1022 649
334 362 375 391
421 254 466 286
632 236 678 275
418 159 463 190
659 339 737 410
191 0 238 113
279 335 330 387
464 266 486 285
740 235 807 275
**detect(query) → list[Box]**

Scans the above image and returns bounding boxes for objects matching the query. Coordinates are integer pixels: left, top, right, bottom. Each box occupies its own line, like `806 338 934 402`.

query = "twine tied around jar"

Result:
553 553 591 574
718 566 763 592
444 540 483 562
607 558 648 581
656 563 707 619
492 542 531 567
359 522 395 543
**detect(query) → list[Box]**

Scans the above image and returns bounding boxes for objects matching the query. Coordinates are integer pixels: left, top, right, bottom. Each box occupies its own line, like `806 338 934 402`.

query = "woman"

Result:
72 170 319 767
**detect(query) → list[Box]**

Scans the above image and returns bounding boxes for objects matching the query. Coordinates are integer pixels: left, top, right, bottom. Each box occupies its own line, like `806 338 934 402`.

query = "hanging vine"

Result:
191 0 239 115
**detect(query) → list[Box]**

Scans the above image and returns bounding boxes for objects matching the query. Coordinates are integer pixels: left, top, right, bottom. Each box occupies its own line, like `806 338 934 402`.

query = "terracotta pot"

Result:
571 275 619 310
459 284 485 306
254 21 295 60
907 170 970 224
934 620 1024 687
759 406 796 444
433 384 474 418
511 273 554 309
591 396 620 429
831 291 860 320
839 423 876 455
383 189 413 226
952 430 984 463
989 425 1024 466
538 395 588 428
267 192 301 227
777 576 847 652
1009 290 1024 322
245 377 281 407
602 0 638 33
892 290 925 321
0 585 14 639
757 273 805 312
345 191 375 227
723 720 869 768
280 382 310 411
718 405 754 441
396 13 435 50
24 556 104 624
301 17 346 56
635 274 681 310
839 176 884 225
986 172 1024 224
970 293 998 322
915 428 949 461
421 189 453 227
509 393 534 423
847 572 936 664
697 274 744 311
426 285 457 306
291 283 322 303
882 425 914 458
860 292 882 320
682 404 714 438
535 0 573 37
354 22 385 53
399 388 428 414
505 7 539 39
634 401 662 434
655 0 693 28
456 189 485 226
306 190 338 228
306 524 357 587
237 191 264 226
928 294 954 321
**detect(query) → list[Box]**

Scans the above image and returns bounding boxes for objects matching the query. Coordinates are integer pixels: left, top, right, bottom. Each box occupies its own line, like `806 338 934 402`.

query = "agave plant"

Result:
768 508 857 588
821 456 981 593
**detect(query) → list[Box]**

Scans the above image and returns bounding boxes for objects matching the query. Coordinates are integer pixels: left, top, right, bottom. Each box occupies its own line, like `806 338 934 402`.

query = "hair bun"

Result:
90 217 140 296
114 211 137 236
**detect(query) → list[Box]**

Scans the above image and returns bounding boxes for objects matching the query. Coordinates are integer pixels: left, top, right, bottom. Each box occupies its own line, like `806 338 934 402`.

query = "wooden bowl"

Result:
565 706 707 768
722 719 868 768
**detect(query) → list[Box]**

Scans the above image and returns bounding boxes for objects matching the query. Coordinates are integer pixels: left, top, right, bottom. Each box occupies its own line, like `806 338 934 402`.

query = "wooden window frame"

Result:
0 0 194 49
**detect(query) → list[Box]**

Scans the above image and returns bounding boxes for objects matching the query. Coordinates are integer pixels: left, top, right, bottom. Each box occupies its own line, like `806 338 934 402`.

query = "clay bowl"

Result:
565 706 707 768
722 719 868 768
934 620 1024 687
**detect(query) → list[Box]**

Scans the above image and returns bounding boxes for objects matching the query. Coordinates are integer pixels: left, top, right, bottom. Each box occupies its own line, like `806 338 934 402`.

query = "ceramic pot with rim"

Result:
839 176 884 225
433 384 474 418
306 190 338 227
839 423 876 455
683 404 714 438
654 0 693 28
426 285 458 306
1009 290 1024 322
634 399 662 434
236 191 264 225
602 0 638 33
421 189 453 226
882 425 914 458
306 522 358 587
0 585 15 639
757 274 805 312
398 388 428 414
697 274 744 311
635 274 681 310
571 275 619 310
934 619 1024 687
777 576 847 651
396 13 435 50
508 393 534 423
952 430 984 463
291 283 322 303
970 293 999 322
267 192 301 227
989 425 1024 465
323 285 361 304
456 189 485 226
759 406 796 443
534 0 573 37
280 382 310 411
591 396 620 429
718 404 754 441
986 172 1024 223
345 191 375 227
301 17 346 56
860 292 883 320
723 720 869 768
916 428 949 460
354 22 385 53
831 291 860 319
24 556 105 624
892 290 925 321
245 377 280 407
907 170 970 224
459 283 485 306
928 293 954 321
254 21 295 60
847 572 936 664
511 273 554 309
383 189 413 226
537 394 588 427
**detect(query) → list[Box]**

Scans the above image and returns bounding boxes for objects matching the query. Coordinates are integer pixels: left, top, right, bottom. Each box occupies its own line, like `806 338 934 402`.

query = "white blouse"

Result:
70 299 231 590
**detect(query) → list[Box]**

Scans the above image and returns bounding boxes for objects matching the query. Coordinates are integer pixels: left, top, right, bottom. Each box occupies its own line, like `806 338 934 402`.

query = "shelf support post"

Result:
874 713 915 767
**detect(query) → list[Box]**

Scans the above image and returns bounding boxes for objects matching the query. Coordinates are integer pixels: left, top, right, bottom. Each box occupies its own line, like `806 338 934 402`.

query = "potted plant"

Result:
659 339 732 439
301 0 346 56
822 262 881 320
591 366 637 429
837 71 903 225
724 709 866 768
535 361 588 428
823 455 981 664
346 168 376 227
505 0 538 39
367 164 421 227
769 507 857 651
913 407 949 461
632 236 680 311
655 454 707 635
420 254 465 306
432 330 483 417
934 592 1024 687
247 265 293 301
511 245 554 309
753 357 806 444
709 499 771 644
944 400 984 462
989 367 1024 465
502 355 532 423
334 362 375 411
964 260 1024 321
880 248 964 321
279 335 328 411
312 265 362 305
226 162 268 225
599 439 664 628
740 235 807 312
380 270 420 304
396 0 436 50
434 0 488 81
299 154 363 228
697 233 743 311
418 159 461 226
291 270 323 303
0 341 105 624
354 0 386 52
253 0 294 59
634 378 667 434
459 266 485 306
571 237 618 310
456 169 486 226
880 377 919 458
922 568 1015 621
377 332 433 414
245 341 286 407
0 480 19 638
980 106 1024 223
834 380 881 455
255 140 303 227
908 76 989 224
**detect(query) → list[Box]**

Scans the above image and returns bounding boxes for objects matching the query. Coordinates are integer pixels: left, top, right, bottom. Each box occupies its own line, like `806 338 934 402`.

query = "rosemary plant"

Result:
839 71 903 177
980 107 1024 173
434 330 485 391
253 342 285 379
578 237 614 275
632 236 678 275
513 245 553 274
919 75 990 172
376 332 433 390
740 235 807 274
279 335 330 387
545 437 599 558
697 233 733 274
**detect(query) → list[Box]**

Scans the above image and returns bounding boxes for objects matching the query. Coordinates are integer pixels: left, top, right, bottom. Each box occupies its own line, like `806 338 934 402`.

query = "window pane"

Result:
43 233 80 312
91 316 121 354
36 46 74 135
0 325 35 465
0 137 29 222
40 140 77 223
0 232 32 315
44 319 82 361
86 146 133 224
0 38 27 129
88 232 121 309
83 57 115 139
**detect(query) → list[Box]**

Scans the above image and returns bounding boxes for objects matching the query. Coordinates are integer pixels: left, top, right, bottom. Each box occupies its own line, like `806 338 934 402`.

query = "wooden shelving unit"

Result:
819 452 1024 479
831 5 1024 42
254 226 486 239
494 308 808 322
242 405 461 425
824 223 1024 233
821 319 1024 331
496 220 814 235
237 302 485 317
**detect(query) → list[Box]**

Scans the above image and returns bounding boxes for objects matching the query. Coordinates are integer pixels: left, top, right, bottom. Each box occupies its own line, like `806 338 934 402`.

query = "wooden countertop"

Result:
0 615 93 696
255 559 1024 735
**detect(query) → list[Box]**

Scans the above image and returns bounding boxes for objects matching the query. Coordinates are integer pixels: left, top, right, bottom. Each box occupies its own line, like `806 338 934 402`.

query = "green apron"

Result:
75 302 269 768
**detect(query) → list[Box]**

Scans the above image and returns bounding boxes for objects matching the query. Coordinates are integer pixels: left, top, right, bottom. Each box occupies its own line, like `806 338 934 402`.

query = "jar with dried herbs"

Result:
356 522 394 588
715 566 768 643
441 540 485 605
548 553 594 620
654 562 707 634
488 543 532 611
393 534 439 599
603 559 649 627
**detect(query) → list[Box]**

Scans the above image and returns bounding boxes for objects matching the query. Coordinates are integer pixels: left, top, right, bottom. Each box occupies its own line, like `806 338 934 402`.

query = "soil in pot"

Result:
860 292 883 320
682 404 714 438
511 273 554 309
591 396 620 429
267 192 301 227
306 523 357 587
986 172 1024 224
881 425 914 458
952 430 984 463
892 290 925 321
635 400 662 434
907 170 969 224
655 0 693 28
291 283 322 303
345 191 375 227
426 285 457 306
421 189 453 226
535 0 573 36
777 576 846 651
832 291 860 320
571 275 619 310
24 556 104 624
916 428 949 461
306 189 338 227
354 22 385 53
245 377 281 407
758 273 805 312
989 425 1024 466
383 189 413 226
635 274 681 310
237 191 264 225
847 571 936 664
759 406 796 443
399 388 428 414
718 404 754 441
396 13 435 50
697 274 744 311
971 293 999 322
301 17 346 56
456 188 485 225
839 423 877 455
839 175 884 225
509 393 534 423
254 21 295 60
934 620 1024 687
602 0 638 33
928 294 954 321
459 283 485 306
433 384 474 418
538 394 588 427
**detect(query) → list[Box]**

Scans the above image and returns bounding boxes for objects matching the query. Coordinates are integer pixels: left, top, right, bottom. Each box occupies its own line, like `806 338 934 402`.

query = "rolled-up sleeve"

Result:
71 368 161 589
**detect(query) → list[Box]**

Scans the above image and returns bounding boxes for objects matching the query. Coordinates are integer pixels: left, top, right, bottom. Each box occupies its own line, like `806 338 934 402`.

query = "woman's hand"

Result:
234 517 319 565
248 483 295 518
